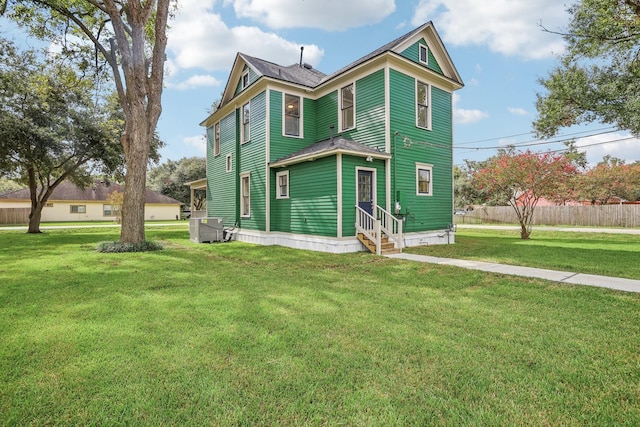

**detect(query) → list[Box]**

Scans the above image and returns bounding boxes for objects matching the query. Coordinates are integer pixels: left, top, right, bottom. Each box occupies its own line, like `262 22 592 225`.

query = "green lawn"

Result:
406 227 640 279
1 226 639 425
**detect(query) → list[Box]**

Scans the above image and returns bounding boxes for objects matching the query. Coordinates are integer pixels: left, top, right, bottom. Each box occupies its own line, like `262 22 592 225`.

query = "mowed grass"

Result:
406 227 640 279
1 226 639 425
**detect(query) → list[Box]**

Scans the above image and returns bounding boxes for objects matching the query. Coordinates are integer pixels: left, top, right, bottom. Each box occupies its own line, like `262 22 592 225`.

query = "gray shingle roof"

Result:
270 135 390 167
318 22 431 85
0 180 181 205
240 53 327 88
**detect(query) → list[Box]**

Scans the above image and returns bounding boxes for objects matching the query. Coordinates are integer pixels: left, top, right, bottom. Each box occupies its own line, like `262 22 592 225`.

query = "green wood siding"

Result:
389 68 453 232
270 156 338 237
341 70 386 150
269 91 317 162
239 90 267 230
399 38 444 75
207 111 237 226
340 155 387 237
314 91 338 141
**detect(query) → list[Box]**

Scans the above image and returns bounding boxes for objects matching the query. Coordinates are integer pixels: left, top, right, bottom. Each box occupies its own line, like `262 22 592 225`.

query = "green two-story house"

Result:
200 22 463 254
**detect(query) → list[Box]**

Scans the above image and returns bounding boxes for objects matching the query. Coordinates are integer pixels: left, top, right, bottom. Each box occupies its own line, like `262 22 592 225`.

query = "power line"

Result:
454 126 618 149
453 128 622 152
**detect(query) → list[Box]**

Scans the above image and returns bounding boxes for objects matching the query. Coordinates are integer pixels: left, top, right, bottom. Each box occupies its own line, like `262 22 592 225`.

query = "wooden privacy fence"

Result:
457 205 640 228
0 208 30 225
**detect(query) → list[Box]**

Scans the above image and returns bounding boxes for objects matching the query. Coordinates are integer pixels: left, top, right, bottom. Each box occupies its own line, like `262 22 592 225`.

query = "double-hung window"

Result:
416 81 430 129
213 122 220 156
276 171 289 199
242 102 250 143
240 173 251 217
416 163 433 196
340 83 355 131
284 94 301 137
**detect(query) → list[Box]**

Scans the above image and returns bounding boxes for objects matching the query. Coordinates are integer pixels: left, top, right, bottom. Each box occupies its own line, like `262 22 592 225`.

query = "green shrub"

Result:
96 240 164 253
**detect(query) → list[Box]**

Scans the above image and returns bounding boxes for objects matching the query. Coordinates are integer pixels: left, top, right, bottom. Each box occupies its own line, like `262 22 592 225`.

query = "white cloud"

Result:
183 135 207 156
575 132 640 165
229 0 396 30
167 0 324 73
508 107 529 116
167 74 222 90
453 93 489 125
412 0 567 59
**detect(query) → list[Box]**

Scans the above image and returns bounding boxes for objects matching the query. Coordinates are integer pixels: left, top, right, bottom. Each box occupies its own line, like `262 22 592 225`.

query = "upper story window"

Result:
213 122 221 156
340 83 355 131
416 81 430 129
419 44 428 65
416 163 433 196
241 70 249 89
276 170 289 199
284 94 301 137
242 102 250 143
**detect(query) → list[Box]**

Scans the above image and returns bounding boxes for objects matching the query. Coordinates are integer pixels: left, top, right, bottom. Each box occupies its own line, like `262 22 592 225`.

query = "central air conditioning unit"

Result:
189 217 224 243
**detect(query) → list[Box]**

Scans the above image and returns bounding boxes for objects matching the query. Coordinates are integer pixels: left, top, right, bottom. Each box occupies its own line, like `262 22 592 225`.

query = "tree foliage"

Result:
2 0 173 244
535 0 640 137
0 38 124 233
577 156 640 204
472 150 577 239
147 157 206 209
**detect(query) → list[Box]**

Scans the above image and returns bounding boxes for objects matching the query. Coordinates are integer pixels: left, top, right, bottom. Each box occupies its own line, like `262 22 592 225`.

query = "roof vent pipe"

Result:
299 46 304 67
330 125 335 145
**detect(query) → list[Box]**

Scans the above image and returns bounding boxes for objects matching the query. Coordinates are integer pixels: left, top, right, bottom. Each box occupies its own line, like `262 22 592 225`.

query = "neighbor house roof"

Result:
269 135 391 168
0 180 181 205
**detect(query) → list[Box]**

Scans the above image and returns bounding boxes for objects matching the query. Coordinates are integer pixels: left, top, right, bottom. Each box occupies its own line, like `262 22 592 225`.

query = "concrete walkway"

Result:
457 224 640 235
386 253 640 293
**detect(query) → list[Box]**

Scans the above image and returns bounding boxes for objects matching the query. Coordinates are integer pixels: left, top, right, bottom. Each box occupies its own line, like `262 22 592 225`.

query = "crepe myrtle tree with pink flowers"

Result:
472 150 578 239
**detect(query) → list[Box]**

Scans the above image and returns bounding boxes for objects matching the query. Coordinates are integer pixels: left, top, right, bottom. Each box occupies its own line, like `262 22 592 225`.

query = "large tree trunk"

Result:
119 117 151 244
27 203 43 234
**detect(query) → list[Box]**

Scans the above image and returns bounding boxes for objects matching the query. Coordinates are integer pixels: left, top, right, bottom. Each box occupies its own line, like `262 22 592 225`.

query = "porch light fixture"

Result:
366 156 373 162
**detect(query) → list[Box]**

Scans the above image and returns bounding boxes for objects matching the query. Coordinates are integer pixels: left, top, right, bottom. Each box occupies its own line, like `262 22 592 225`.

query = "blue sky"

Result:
3 0 640 167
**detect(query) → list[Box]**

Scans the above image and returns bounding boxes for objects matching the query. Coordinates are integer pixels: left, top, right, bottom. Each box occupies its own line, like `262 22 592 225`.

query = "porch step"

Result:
357 233 400 255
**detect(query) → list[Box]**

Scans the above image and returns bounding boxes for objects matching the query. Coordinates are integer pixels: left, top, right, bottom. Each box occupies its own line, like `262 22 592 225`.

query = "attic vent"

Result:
302 63 313 70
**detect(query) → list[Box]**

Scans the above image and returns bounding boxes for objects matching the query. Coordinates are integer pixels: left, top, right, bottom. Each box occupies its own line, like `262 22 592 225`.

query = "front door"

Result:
357 170 374 216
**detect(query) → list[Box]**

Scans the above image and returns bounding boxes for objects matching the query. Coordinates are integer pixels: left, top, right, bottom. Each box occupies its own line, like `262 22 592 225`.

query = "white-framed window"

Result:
70 205 86 214
240 173 251 217
213 122 221 156
241 70 249 89
419 43 428 65
416 163 433 196
340 83 355 131
242 102 250 143
284 94 301 137
103 204 113 216
226 154 232 172
276 170 289 199
416 81 431 129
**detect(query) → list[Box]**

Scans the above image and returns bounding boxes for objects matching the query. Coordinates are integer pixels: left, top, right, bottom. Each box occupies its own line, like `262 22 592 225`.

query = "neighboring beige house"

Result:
0 180 181 223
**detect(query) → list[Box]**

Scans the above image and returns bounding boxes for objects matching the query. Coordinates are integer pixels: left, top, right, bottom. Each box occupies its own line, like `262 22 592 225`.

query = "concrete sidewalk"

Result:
386 253 640 293
457 224 640 235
